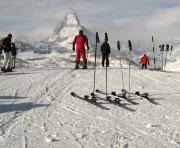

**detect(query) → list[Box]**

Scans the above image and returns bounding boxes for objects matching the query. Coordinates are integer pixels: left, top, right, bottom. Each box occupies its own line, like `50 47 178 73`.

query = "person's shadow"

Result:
0 102 49 113
0 96 49 113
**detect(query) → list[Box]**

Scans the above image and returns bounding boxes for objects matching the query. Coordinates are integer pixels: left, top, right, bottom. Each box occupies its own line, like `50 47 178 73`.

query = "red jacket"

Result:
140 55 149 65
73 34 89 51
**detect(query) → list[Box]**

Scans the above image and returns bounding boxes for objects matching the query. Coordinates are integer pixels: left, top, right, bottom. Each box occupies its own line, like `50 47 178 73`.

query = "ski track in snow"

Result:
0 52 180 148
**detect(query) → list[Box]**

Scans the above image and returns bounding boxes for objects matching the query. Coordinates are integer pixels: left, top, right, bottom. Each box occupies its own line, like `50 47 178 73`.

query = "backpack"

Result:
0 38 4 54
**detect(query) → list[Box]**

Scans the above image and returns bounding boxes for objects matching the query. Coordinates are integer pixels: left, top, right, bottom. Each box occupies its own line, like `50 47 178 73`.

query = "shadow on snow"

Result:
0 96 28 100
0 102 48 113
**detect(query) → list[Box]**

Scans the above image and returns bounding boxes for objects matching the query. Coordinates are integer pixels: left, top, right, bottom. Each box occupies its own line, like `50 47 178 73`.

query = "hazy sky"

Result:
1 0 180 43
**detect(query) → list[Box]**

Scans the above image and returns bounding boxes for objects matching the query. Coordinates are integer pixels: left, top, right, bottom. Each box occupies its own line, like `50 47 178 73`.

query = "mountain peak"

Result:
48 12 95 49
64 13 80 26
48 13 81 43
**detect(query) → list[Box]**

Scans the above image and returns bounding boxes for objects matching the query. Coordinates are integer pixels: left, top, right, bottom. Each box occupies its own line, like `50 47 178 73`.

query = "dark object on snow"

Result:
166 44 169 51
117 41 121 50
71 92 96 104
95 89 136 111
96 32 100 43
128 40 132 51
162 44 165 50
105 32 108 42
170 45 173 51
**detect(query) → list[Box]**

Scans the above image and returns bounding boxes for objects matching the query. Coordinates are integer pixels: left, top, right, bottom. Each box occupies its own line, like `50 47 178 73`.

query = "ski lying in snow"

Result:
95 89 138 105
71 92 109 110
111 91 138 105
71 92 96 104
122 89 159 105
93 90 136 112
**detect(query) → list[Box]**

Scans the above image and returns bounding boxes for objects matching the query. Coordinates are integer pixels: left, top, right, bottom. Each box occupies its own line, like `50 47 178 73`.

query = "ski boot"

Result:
114 98 120 104
75 64 79 69
106 96 112 103
1 67 5 72
5 68 12 72
83 64 87 69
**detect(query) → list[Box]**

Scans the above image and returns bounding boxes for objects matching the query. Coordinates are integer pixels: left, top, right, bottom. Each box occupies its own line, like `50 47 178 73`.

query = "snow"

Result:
165 45 180 72
0 50 180 148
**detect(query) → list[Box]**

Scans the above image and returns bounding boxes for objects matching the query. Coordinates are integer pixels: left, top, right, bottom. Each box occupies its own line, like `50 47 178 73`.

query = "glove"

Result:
87 47 89 50
72 48 75 51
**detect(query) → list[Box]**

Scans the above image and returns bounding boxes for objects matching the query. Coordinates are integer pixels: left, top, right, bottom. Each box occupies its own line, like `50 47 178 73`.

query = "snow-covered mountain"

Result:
15 13 95 53
48 13 95 49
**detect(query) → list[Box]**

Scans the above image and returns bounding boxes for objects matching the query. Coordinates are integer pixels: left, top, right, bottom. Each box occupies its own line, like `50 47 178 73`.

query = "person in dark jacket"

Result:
73 30 89 69
0 33 12 72
11 42 17 69
140 54 149 69
101 40 111 67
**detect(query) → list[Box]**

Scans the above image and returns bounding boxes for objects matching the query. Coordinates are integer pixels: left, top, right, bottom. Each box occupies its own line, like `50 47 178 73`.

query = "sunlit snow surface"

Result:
0 50 180 148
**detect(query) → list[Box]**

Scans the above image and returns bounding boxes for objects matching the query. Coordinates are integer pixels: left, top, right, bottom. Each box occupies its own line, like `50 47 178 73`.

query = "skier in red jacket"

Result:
140 54 149 69
73 30 89 69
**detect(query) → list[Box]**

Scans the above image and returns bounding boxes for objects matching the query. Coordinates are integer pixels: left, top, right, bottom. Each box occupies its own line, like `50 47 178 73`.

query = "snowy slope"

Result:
0 51 180 148
166 45 180 72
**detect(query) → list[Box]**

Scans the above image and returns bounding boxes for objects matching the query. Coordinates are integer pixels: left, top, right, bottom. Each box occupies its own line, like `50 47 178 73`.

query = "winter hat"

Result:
7 33 12 38
79 30 83 34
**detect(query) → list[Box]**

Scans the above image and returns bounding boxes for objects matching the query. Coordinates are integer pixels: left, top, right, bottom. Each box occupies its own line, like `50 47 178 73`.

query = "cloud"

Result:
1 0 180 44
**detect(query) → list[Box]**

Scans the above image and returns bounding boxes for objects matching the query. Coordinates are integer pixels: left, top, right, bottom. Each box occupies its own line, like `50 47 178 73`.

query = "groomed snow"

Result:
0 51 180 148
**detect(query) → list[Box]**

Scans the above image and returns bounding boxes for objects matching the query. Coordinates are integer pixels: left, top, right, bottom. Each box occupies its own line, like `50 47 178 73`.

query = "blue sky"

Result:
1 0 180 42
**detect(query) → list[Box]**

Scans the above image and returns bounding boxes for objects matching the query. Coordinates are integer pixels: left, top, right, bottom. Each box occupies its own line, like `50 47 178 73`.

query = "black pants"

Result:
141 64 147 69
102 54 109 67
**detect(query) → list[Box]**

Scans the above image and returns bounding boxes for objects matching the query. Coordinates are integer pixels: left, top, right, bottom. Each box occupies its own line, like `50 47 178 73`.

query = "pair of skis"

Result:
71 91 135 112
121 89 159 105
95 89 138 105
91 90 136 112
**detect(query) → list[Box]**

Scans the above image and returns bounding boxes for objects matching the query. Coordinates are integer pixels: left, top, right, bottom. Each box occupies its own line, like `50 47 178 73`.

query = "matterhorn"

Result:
15 13 95 53
48 13 95 49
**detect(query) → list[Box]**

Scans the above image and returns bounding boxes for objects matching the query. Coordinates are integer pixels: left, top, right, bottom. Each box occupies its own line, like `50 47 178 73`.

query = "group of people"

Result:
0 33 17 73
73 30 149 69
0 31 149 72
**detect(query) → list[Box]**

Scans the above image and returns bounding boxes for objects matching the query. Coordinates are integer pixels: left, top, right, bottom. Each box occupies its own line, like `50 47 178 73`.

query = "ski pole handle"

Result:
117 41 121 50
105 32 108 42
128 40 132 51
96 32 100 43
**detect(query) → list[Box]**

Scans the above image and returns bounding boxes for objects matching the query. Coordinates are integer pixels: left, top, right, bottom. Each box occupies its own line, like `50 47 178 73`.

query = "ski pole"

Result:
86 48 89 66
105 33 108 98
170 45 173 61
92 32 100 95
120 60 124 90
159 44 164 70
106 61 107 97
161 44 165 71
152 36 156 69
128 40 132 93
117 41 124 90
164 44 169 70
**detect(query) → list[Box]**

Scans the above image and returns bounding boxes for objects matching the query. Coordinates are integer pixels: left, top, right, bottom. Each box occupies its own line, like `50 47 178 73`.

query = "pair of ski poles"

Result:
117 40 132 93
92 34 132 97
92 32 109 98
